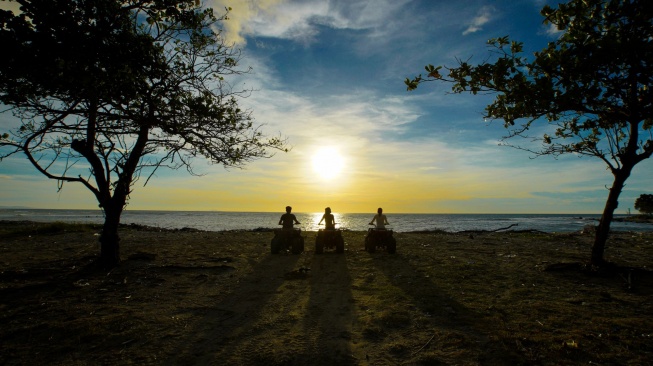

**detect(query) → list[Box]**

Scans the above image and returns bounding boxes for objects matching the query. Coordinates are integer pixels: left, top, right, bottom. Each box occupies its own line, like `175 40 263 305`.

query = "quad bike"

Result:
365 226 396 254
315 224 345 254
271 228 305 254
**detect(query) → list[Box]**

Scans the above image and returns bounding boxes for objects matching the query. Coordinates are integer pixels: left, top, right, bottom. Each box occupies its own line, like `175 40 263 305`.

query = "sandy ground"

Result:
1 221 652 365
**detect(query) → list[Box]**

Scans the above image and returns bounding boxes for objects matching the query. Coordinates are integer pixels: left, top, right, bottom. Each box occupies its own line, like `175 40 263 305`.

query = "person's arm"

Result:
279 215 284 225
384 215 389 225
369 214 376 225
318 215 324 225
293 214 301 224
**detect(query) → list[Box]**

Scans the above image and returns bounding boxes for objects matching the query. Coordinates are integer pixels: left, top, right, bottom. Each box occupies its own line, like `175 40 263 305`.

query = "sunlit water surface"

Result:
1 209 652 233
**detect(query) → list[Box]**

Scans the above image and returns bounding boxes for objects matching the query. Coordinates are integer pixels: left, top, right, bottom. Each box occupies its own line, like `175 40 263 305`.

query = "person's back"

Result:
280 213 296 229
319 207 336 230
279 206 300 229
370 207 389 229
324 213 335 230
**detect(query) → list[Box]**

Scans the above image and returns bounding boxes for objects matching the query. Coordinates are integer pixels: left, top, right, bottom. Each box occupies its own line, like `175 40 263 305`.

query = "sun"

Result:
312 147 345 180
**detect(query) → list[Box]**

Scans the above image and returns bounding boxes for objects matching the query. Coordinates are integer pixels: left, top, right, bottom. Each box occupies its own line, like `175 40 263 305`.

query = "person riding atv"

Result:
271 206 304 254
315 207 344 254
366 207 396 253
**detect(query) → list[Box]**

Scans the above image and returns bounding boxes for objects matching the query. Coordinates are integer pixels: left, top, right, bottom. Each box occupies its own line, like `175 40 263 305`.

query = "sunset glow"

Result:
312 147 344 180
1 0 652 214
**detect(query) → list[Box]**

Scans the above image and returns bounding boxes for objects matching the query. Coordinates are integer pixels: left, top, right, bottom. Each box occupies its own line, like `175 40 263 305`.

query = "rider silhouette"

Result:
318 207 336 230
369 207 389 229
279 206 301 229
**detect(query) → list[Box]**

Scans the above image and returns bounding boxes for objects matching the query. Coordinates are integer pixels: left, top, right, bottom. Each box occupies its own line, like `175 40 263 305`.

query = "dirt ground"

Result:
1 220 652 365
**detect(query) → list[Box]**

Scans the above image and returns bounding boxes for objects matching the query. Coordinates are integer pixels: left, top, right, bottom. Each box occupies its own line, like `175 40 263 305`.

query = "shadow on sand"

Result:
169 251 302 365
367 249 527 364
303 251 355 365
170 240 356 365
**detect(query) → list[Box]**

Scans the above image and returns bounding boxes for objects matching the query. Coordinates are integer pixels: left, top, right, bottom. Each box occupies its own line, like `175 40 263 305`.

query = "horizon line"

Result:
0 207 626 216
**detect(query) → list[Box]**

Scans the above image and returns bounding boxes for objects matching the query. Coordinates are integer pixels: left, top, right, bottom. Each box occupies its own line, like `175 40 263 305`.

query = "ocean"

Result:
1 208 652 233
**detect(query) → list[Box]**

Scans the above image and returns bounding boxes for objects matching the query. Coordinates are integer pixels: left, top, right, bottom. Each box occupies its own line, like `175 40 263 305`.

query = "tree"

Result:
0 0 286 267
406 0 653 267
634 194 653 215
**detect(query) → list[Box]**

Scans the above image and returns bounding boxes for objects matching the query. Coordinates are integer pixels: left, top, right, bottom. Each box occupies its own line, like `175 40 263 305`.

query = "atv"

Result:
271 228 305 254
365 226 396 254
315 225 345 254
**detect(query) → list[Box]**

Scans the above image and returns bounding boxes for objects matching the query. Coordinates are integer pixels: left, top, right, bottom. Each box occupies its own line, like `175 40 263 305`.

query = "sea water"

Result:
1 208 651 233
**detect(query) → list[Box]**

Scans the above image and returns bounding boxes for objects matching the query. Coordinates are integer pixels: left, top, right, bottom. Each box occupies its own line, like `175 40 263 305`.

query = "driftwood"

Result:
458 223 546 235
491 223 518 232
405 224 550 235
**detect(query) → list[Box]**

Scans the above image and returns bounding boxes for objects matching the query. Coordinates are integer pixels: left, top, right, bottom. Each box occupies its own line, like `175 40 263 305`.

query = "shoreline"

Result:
3 219 652 236
3 210 653 234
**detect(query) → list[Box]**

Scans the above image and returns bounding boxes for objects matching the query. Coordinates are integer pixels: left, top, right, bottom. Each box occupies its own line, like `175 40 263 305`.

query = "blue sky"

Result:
1 0 651 214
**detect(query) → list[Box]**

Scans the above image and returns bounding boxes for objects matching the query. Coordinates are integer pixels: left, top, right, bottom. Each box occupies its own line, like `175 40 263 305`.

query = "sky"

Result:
1 0 651 214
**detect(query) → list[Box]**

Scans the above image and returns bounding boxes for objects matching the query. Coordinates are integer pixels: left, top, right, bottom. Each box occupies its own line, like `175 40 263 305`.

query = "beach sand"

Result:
1 220 652 365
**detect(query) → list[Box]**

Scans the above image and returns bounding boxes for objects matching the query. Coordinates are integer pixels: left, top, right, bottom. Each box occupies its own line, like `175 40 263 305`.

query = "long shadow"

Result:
301 251 355 365
168 251 302 365
368 250 522 364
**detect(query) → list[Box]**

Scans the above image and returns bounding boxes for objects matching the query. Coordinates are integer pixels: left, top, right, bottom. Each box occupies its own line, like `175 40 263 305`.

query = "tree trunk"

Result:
591 168 631 267
95 125 148 268
99 205 123 268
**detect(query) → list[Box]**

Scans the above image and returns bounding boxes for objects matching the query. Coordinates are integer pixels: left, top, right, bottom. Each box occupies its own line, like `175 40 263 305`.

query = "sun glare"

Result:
312 147 345 180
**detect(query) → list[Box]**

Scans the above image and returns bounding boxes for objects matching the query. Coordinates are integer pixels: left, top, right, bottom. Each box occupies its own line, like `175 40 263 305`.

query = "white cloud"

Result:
208 0 412 46
208 0 288 45
543 22 563 38
462 6 494 36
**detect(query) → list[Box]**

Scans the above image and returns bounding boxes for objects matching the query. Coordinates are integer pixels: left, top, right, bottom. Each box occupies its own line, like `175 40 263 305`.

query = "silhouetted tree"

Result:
634 194 653 215
0 0 286 267
406 0 653 268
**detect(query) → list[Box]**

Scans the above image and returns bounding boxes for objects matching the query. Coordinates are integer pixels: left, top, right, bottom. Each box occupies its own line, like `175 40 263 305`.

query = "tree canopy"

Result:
634 194 653 215
0 0 286 266
406 0 653 267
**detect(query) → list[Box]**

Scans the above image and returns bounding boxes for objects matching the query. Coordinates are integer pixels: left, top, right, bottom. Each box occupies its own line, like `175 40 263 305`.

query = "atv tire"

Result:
336 236 345 253
315 234 324 254
387 237 397 254
366 237 376 253
271 237 281 254
292 236 304 254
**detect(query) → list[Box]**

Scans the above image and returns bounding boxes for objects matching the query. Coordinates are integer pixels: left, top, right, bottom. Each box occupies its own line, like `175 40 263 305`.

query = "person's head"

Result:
377 207 383 214
286 206 292 213
325 207 331 214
